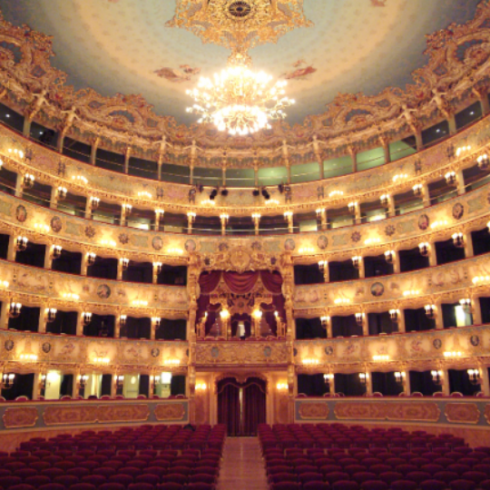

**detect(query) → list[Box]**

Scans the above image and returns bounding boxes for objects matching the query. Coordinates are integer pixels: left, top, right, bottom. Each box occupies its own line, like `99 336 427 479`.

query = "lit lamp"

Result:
115 374 124 393
15 236 28 252
452 232 464 248
412 184 423 197
418 242 430 257
359 372 368 385
82 312 92 326
320 315 329 328
90 197 100 210
120 258 129 271
424 304 436 319
152 317 161 329
394 371 406 384
318 260 327 272
155 209 165 226
323 373 334 386
23 173 35 188
384 250 395 264
348 202 357 214
51 245 62 259
477 154 489 170
122 203 132 215
431 370 443 385
78 374 89 388
119 315 127 327
45 307 57 323
355 312 364 326
467 369 481 385
380 194 390 207
220 308 230 329
459 298 472 314
153 262 163 275
8 302 21 318
389 309 400 323
0 373 15 390
57 186 67 200
445 171 457 186
86 252 96 265
352 256 362 269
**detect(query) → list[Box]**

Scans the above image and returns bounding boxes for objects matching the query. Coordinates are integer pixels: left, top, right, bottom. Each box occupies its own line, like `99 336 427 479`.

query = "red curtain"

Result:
243 378 267 436
217 380 241 436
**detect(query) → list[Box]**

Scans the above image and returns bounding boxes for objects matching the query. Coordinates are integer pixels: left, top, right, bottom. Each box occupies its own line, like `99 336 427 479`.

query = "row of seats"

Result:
0 424 225 490
259 424 490 490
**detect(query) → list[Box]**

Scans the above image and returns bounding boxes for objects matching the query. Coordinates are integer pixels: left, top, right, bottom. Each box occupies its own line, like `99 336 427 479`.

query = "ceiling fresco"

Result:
0 0 481 127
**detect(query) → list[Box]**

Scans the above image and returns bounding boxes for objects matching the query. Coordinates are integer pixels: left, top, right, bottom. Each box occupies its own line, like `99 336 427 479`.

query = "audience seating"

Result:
260 423 490 490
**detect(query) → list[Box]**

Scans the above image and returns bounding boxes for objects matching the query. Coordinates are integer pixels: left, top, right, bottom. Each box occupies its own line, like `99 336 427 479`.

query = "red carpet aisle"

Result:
217 437 269 490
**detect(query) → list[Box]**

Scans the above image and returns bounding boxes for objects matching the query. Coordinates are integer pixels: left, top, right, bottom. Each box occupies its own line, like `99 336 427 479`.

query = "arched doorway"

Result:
217 377 266 436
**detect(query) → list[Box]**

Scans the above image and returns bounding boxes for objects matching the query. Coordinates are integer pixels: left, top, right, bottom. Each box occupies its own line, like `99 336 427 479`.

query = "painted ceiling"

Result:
0 0 481 127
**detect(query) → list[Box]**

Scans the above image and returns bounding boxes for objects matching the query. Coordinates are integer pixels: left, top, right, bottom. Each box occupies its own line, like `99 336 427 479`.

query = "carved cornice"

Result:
0 4 489 162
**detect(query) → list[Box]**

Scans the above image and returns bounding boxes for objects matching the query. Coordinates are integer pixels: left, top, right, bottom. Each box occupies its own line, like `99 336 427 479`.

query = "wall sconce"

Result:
220 213 229 223
196 382 208 391
86 252 96 265
82 311 92 326
318 260 327 272
456 145 471 157
220 309 230 320
452 232 464 248
131 300 148 307
472 275 490 285
57 186 67 200
72 175 88 185
163 359 181 367
320 315 330 328
253 309 263 320
444 351 463 358
187 211 196 222
39 373 47 391
51 245 62 259
355 312 364 326
477 154 489 170
24 173 35 188
348 202 358 214
394 371 406 384
431 370 443 385
115 374 124 387
252 212 261 222
284 211 293 219
0 280 9 289
276 382 288 391
138 191 152 199
329 190 344 198
15 236 28 252
459 298 472 314
372 355 390 361
120 258 129 270
94 357 110 364
467 369 481 385
8 302 22 318
359 372 368 385
334 298 350 305
389 309 400 323
1 373 15 390
424 304 436 319
19 352 38 362
119 314 127 327
155 208 165 220
315 208 325 219
412 184 423 197
418 242 430 257
302 359 320 366
122 203 132 215
380 194 390 207
384 250 395 264
78 374 89 388
90 197 100 209
352 256 362 269
323 373 334 386
445 171 457 186
45 307 57 323
152 317 161 328
153 262 162 274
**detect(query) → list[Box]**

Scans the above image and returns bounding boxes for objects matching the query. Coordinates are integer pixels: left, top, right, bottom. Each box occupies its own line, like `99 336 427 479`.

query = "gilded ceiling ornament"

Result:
166 0 313 55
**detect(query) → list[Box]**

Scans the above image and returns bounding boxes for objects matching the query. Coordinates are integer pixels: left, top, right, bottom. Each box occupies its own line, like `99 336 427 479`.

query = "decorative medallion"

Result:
317 235 328 250
263 346 272 358
154 403 186 421
218 242 229 252
298 403 329 420
325 346 333 356
50 216 62 233
118 233 129 244
96 284 111 299
4 339 14 351
433 338 442 349
445 403 480 424
229 247 251 272
3 407 39 428
84 225 96 238
152 236 163 251
351 231 361 243
385 224 396 237
371 282 384 297
185 239 197 253
418 214 430 230
167 0 313 54
211 346 220 358
452 202 464 220
470 335 480 347
151 348 160 358
15 204 27 223
251 241 262 251
42 342 51 354
284 238 296 251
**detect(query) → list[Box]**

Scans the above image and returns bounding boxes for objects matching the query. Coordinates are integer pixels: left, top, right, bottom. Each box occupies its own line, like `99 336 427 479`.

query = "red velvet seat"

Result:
360 482 388 490
99 484 126 490
24 475 51 487
390 481 417 490
331 482 359 490
449 480 476 490
39 484 65 490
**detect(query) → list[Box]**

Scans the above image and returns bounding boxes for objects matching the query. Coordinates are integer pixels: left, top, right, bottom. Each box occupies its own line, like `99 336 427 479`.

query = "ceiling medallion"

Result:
170 0 311 136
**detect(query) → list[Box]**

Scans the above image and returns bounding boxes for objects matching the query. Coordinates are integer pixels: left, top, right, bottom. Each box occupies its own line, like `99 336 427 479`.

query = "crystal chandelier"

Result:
186 56 295 136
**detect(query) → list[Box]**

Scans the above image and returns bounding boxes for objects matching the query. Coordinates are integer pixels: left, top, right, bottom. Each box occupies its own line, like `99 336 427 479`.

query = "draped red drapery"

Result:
197 270 285 336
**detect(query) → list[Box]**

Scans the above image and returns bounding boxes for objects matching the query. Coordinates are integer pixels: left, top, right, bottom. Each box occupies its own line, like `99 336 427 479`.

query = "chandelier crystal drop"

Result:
186 58 295 136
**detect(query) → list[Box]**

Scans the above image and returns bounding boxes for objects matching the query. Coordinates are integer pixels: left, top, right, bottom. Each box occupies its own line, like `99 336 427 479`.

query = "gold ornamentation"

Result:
167 0 312 55
3 407 38 428
97 404 150 423
445 403 480 424
298 402 329 420
154 403 186 421
43 405 98 426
